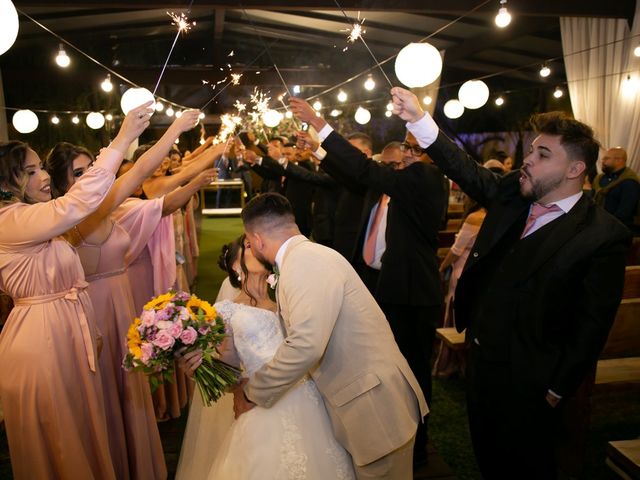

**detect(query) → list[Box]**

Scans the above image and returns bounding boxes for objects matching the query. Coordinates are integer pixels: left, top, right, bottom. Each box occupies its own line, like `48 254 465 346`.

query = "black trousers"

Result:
380 302 439 457
466 344 561 479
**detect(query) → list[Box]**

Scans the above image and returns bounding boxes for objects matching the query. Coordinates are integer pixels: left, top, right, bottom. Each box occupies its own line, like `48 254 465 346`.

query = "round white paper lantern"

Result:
458 80 490 109
120 87 155 115
12 109 38 133
86 112 105 129
262 109 283 128
443 100 464 119
395 43 442 88
0 0 19 56
354 107 371 125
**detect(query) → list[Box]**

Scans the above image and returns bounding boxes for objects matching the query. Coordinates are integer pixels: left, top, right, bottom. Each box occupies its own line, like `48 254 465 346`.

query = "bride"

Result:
176 234 355 479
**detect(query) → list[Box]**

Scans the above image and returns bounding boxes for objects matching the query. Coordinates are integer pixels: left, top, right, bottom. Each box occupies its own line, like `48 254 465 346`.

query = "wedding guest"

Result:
0 103 150 479
392 87 630 478
45 109 205 479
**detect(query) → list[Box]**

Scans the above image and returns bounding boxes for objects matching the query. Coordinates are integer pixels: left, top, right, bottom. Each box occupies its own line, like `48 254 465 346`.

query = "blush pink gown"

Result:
0 148 124 480
75 211 167 480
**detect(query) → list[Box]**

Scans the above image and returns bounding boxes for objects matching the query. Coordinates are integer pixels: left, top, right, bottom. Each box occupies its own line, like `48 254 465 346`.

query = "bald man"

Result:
593 147 640 229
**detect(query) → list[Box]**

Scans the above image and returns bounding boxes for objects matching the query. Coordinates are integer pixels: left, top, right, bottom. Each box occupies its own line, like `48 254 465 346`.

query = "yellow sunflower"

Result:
186 295 218 322
144 292 174 311
127 318 143 358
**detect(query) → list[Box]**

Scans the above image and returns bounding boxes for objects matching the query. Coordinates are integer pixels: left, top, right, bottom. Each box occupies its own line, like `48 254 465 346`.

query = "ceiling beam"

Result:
14 1 636 20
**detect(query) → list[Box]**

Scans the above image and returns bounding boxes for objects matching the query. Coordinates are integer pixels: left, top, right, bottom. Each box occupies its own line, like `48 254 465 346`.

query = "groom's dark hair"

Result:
242 193 296 232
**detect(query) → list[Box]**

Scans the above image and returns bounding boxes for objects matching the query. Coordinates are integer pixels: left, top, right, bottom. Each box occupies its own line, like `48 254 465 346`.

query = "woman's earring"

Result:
235 271 242 282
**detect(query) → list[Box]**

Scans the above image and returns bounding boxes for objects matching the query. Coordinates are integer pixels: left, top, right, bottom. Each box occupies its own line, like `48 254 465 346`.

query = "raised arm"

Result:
161 168 217 216
391 87 503 206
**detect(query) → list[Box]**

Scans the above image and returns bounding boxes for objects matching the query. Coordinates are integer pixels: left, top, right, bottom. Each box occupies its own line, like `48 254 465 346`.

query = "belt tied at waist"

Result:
13 280 97 372
85 267 127 283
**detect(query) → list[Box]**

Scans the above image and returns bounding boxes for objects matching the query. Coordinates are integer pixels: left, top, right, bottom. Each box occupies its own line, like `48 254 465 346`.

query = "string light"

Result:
423 95 433 106
313 100 322 111
539 65 551 78
337 90 348 102
105 113 113 121
166 107 175 117
384 110 392 118
553 87 564 98
55 43 70 68
71 115 80 124
634 46 640 57
330 109 342 117
100 74 113 92
364 75 375 91
50 115 60 125
293 85 301 95
494 0 511 28
285 111 293 118
155 102 165 112
175 110 183 118
495 96 505 106
386 102 393 111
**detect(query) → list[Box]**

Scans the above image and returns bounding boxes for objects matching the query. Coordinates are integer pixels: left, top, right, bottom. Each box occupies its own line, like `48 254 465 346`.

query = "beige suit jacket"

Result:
245 236 428 466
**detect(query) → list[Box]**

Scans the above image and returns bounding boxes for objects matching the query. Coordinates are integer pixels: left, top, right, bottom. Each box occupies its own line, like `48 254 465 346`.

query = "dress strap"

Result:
13 280 97 372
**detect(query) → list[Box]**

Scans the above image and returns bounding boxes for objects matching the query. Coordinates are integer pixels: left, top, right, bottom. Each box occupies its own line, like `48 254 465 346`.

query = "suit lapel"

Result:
514 195 590 282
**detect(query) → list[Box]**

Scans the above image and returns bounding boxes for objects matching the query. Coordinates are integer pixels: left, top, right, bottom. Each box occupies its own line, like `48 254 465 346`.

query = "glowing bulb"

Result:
458 79 490 109
384 110 392 118
354 107 371 125
101 74 113 92
0 0 19 56
621 74 639 98
386 102 393 111
293 85 301 95
634 46 640 57
553 87 563 99
198 112 205 119
71 115 80 125
55 44 71 68
86 112 105 129
285 111 293 119
329 109 342 117
175 110 183 118
364 76 375 91
175 138 180 144
155 102 165 112
494 0 511 28
166 107 175 117
51 115 60 125
120 87 155 114
262 109 283 128
495 96 505 106
337 90 348 102
539 65 551 78
312 100 322 111
12 110 38 133
443 99 464 119
199 138 206 145
423 95 433 106
105 113 113 121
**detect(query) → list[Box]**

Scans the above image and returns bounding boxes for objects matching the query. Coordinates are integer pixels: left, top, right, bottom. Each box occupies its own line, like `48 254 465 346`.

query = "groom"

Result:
236 192 428 479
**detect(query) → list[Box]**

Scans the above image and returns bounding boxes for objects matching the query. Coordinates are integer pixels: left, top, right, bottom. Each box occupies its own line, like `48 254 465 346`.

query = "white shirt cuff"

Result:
547 389 562 400
317 123 334 142
256 157 263 166
313 146 327 161
405 113 439 149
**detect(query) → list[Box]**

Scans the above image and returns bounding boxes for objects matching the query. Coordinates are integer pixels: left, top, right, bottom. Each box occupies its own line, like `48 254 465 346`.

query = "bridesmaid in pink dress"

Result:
113 161 218 420
0 104 151 480
45 110 220 480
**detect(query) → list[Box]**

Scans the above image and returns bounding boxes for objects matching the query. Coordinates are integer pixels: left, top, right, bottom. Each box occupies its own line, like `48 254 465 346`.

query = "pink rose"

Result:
176 306 190 322
198 326 210 336
266 273 278 289
168 322 184 339
180 326 198 345
153 330 176 350
141 343 155 365
156 320 173 330
140 309 157 327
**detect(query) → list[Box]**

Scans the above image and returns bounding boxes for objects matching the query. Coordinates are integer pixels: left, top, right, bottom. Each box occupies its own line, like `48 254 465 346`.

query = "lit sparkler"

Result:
152 11 196 95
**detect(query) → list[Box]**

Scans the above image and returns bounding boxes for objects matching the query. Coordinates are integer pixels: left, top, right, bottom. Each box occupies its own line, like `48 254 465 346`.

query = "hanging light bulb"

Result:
443 100 464 119
166 107 175 117
86 112 105 129
0 0 20 56
155 102 165 112
621 74 640 99
293 85 301 95
364 75 375 91
494 0 511 28
354 107 371 125
175 110 183 118
105 113 113 121
198 112 205 119
101 74 113 92
539 65 551 78
312 100 322 111
384 110 392 118
329 109 342 117
50 115 60 125
634 46 640 57
71 115 80 125
553 87 563 99
495 96 505 106
458 79 490 109
423 95 433 106
12 110 39 133
337 90 348 102
386 102 394 111
55 44 71 68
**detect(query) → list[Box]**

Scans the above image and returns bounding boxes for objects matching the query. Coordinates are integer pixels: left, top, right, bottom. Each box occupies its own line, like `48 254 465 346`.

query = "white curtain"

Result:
560 1 640 173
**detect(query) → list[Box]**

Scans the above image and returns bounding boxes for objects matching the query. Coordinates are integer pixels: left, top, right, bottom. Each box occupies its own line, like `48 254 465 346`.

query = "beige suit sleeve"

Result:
245 252 344 407
0 148 122 247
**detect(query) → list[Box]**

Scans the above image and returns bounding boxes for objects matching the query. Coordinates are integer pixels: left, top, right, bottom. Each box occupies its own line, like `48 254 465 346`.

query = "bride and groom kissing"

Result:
180 192 427 479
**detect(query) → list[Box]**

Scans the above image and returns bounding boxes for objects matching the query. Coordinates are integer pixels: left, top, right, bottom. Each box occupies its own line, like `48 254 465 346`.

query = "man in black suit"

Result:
290 97 445 466
392 87 631 478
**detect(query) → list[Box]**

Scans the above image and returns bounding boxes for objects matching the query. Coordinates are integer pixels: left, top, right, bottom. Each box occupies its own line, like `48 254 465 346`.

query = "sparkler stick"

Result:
152 11 196 96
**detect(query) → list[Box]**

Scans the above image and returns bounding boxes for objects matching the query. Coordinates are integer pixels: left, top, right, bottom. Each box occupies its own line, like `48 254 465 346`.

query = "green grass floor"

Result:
0 216 638 479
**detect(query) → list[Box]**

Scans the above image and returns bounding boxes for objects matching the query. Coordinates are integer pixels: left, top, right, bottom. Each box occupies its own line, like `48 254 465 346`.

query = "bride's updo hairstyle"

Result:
218 235 245 290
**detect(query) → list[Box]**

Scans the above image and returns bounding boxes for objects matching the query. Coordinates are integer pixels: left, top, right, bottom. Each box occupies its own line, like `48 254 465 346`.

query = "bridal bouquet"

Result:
123 291 241 406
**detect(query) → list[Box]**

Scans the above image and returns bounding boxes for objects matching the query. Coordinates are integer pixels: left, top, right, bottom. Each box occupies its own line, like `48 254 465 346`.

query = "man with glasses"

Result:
290 97 446 468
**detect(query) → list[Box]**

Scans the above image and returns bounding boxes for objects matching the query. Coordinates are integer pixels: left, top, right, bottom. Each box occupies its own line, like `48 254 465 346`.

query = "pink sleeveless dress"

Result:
76 221 167 480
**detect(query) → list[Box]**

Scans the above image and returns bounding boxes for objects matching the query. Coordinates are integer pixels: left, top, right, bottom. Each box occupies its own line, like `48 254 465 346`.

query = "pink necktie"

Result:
521 203 562 238
363 195 390 265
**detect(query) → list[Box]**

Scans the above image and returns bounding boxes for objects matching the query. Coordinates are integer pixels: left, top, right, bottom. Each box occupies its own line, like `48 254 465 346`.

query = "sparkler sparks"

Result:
341 13 366 51
231 73 242 85
167 11 196 33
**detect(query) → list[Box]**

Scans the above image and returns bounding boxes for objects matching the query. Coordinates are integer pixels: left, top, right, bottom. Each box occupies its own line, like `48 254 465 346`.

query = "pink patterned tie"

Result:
363 195 390 265
521 203 562 238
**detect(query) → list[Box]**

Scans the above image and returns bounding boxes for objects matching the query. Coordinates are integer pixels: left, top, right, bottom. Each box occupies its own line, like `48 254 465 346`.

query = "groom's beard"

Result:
252 248 271 267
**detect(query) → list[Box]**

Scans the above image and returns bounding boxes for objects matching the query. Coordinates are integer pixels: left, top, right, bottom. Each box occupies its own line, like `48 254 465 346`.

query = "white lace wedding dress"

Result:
182 299 356 480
